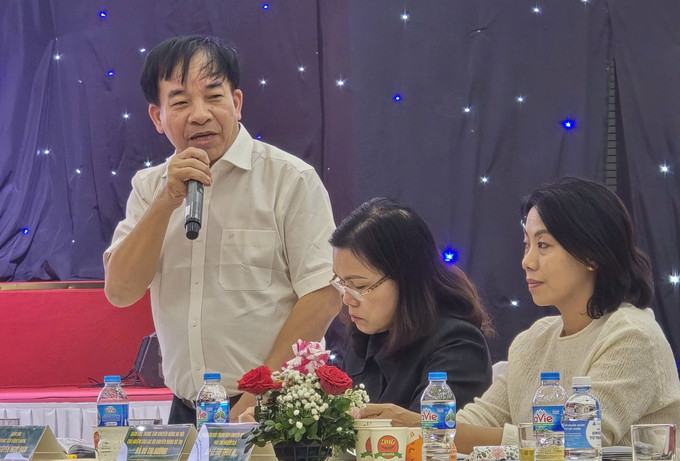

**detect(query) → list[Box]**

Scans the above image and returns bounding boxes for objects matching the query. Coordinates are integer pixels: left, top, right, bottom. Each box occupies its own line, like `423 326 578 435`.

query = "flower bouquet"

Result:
238 340 369 460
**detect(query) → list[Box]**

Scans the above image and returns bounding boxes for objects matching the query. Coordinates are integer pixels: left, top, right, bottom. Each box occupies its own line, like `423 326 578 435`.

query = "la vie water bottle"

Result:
421 372 456 461
97 375 129 427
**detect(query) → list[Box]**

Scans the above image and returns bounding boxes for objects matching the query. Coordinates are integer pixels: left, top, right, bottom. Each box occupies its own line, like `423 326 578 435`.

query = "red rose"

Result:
316 365 353 395
237 366 282 395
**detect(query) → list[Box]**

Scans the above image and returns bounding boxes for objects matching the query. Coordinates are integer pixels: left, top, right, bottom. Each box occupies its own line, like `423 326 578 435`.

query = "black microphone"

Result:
185 180 204 240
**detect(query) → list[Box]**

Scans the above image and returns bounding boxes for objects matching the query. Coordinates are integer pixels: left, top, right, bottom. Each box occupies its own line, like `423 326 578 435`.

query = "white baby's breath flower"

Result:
289 419 294 425
296 422 303 429
311 409 318 415
359 383 365 389
304 403 312 410
294 409 300 416
315 382 321 389
336 427 343 432
313 415 320 421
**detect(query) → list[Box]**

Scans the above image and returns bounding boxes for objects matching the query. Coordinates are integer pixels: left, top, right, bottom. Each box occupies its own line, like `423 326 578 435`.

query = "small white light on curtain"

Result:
336 79 346 87
76 169 81 174
660 164 669 173
43 149 50 154
464 107 471 113
517 96 525 102
298 66 306 73
670 275 679 285
533 7 541 13
123 113 130 119
145 161 152 167
139 48 146 53
54 54 61 60
481 176 489 183
401 13 410 22
511 301 519 306
111 171 117 176
259 79 267 86
71 240 75 243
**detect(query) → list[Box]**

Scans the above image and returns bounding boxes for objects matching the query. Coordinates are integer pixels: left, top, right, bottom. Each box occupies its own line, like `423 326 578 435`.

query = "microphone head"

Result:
185 221 200 240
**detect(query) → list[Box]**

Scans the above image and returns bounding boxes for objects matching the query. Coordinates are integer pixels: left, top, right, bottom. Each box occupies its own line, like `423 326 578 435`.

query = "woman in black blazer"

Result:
330 198 494 427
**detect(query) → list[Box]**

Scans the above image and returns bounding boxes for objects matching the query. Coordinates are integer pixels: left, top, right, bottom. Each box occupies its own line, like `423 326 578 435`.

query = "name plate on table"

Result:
117 425 197 461
188 423 258 461
0 426 66 460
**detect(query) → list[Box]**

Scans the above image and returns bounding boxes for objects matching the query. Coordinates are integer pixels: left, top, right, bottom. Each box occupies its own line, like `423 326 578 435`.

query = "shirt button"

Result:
195 366 200 371
193 321 197 327
196 237 203 242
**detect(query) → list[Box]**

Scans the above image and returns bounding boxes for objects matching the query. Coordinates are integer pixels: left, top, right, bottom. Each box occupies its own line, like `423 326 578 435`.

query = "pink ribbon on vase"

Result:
284 340 330 374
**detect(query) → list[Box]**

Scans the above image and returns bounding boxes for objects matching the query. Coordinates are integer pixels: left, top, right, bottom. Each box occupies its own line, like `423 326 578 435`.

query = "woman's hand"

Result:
237 406 256 422
358 404 421 427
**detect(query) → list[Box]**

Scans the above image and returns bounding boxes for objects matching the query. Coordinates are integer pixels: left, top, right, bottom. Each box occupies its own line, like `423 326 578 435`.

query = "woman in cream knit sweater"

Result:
455 178 680 453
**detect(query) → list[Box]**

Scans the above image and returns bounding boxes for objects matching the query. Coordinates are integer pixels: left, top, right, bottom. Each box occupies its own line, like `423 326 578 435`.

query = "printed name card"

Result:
0 426 66 460
188 423 257 461
117 425 197 461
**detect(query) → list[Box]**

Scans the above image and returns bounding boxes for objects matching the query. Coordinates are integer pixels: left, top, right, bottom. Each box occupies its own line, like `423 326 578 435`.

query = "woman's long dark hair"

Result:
521 177 653 318
330 197 493 356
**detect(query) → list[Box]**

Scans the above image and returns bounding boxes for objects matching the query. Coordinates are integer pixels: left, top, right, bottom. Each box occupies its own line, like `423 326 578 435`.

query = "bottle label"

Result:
421 404 456 430
97 404 129 427
196 402 229 428
533 405 564 432
564 420 601 449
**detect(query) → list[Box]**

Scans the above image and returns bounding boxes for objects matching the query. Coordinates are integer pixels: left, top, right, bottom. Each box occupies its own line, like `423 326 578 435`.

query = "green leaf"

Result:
264 420 276 426
303 417 315 426
294 431 303 442
274 423 283 430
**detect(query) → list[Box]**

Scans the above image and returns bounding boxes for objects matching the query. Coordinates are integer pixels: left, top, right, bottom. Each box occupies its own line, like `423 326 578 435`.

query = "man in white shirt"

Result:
103 35 340 423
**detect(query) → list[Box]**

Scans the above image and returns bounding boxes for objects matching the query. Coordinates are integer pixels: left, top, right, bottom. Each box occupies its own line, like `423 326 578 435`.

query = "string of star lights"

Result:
24 3 676 306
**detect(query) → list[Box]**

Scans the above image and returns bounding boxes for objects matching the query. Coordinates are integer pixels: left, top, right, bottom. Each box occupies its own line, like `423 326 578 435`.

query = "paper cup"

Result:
354 419 392 459
406 428 423 461
370 427 409 460
356 428 375 459
354 419 393 428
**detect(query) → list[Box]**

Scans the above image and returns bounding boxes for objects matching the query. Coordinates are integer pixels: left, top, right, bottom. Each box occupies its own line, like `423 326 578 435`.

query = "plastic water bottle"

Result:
97 375 129 427
196 373 229 429
533 372 568 461
421 372 456 461
563 377 602 461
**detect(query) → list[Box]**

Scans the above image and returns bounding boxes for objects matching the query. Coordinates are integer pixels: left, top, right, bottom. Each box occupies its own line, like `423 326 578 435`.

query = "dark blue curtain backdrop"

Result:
1 0 678 361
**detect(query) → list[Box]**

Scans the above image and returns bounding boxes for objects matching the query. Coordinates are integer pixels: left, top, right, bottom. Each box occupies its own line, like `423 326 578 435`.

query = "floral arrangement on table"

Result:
238 340 370 454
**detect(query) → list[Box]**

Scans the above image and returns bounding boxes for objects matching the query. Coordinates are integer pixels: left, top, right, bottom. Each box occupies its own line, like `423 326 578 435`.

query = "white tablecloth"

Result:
0 401 171 440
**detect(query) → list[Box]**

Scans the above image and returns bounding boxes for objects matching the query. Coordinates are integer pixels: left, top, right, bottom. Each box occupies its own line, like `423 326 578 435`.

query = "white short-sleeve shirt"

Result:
104 125 336 399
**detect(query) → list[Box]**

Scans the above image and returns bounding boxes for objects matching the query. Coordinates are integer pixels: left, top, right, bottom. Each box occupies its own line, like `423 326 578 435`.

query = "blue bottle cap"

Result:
540 372 560 381
204 373 221 380
104 375 121 383
428 372 448 381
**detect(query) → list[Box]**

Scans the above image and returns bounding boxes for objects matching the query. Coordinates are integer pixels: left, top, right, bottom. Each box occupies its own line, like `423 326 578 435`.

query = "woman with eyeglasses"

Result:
329 197 494 427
